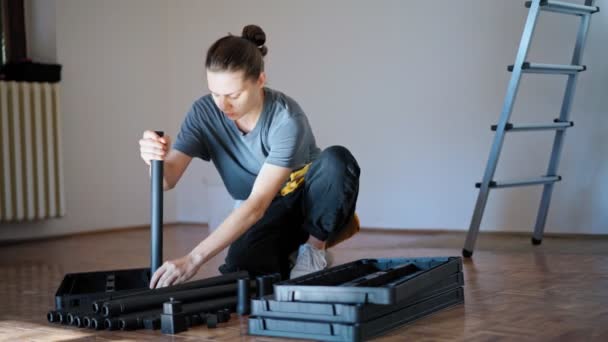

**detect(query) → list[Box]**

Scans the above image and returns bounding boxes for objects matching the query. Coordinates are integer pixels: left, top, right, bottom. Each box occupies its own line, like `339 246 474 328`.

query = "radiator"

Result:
0 81 65 222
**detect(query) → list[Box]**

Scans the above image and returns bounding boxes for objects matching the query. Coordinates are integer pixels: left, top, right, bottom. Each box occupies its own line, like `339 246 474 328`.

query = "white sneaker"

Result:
289 243 331 279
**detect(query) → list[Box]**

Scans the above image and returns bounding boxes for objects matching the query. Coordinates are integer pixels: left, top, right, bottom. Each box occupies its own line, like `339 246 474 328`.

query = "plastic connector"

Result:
206 313 218 329
237 278 251 315
217 308 231 323
256 274 280 298
161 298 187 334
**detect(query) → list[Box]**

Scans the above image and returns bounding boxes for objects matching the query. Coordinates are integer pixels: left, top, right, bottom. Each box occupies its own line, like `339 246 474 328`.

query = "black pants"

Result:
218 146 360 280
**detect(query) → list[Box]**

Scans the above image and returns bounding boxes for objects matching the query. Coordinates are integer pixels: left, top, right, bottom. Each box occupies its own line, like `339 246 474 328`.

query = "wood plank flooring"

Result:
1 224 607 341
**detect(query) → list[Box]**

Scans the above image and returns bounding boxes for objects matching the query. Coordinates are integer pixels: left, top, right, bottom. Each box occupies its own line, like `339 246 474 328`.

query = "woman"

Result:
139 25 360 288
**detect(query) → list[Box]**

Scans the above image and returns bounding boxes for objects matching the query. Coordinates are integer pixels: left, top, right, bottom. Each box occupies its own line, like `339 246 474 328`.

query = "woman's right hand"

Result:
139 130 171 166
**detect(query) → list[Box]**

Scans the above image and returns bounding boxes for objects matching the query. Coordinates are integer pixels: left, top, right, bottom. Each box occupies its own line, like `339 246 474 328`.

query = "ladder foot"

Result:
462 249 473 258
531 237 542 245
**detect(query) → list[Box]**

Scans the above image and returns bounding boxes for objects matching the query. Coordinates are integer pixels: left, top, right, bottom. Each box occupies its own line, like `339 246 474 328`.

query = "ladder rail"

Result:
464 0 543 255
533 10 594 240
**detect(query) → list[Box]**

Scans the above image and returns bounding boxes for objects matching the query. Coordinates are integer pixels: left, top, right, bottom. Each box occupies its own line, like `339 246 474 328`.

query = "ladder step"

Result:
475 176 561 189
508 62 585 74
491 120 573 132
526 1 600 16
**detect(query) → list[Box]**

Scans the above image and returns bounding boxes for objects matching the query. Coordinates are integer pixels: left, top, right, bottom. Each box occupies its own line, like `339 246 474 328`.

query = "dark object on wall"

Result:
2 0 27 63
0 60 62 83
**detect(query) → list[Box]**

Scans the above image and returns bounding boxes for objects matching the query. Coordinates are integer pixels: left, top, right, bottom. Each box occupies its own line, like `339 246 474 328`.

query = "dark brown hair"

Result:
205 25 268 80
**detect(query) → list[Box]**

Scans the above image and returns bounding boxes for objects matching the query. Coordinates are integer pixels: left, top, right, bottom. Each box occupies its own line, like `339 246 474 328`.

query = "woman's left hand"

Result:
149 254 201 288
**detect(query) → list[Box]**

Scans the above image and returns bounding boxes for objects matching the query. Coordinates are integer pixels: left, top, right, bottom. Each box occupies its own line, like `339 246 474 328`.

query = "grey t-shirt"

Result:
173 87 321 200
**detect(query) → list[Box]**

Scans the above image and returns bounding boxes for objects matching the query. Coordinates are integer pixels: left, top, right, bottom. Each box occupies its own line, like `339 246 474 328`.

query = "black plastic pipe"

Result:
89 316 105 330
119 296 236 331
102 282 239 317
105 295 238 331
46 310 65 324
104 308 161 330
151 130 164 274
92 271 248 313
181 296 238 319
237 278 250 315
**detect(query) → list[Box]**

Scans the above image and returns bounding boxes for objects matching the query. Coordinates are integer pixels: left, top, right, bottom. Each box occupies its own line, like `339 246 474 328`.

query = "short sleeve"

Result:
173 105 211 161
266 114 307 168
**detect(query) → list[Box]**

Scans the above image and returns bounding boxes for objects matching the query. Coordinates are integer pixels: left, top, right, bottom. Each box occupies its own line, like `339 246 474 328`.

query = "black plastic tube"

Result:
102 283 238 317
257 275 278 298
67 312 80 326
82 314 104 329
237 278 250 315
91 270 248 313
68 313 85 328
47 310 64 323
104 308 161 330
56 311 68 324
89 316 105 330
108 296 238 331
151 130 164 273
82 316 92 328
182 295 238 314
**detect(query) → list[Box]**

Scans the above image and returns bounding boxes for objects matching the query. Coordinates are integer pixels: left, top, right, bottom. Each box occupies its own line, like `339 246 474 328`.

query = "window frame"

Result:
1 0 26 65
0 0 5 65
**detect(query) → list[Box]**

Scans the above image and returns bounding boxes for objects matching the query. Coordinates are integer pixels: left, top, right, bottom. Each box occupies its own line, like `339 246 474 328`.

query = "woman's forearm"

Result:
148 159 178 190
188 199 265 267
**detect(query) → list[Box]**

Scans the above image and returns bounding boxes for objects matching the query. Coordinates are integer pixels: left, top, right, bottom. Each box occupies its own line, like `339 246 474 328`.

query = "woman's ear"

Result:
257 72 267 87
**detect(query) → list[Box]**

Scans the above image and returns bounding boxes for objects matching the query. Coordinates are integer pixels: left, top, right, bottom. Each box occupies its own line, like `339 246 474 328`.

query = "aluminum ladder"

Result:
463 0 599 257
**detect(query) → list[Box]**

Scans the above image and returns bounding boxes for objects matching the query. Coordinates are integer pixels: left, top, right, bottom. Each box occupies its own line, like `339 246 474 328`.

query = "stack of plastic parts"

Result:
46 269 282 334
248 257 465 341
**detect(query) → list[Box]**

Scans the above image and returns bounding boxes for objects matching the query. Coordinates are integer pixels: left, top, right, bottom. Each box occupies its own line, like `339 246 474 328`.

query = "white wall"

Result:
1 0 605 241
168 0 607 234
0 0 177 240
25 0 56 63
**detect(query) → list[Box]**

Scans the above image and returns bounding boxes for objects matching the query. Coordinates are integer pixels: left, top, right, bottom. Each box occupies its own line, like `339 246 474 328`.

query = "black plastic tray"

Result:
274 257 462 304
253 272 463 323
249 287 464 342
54 268 151 311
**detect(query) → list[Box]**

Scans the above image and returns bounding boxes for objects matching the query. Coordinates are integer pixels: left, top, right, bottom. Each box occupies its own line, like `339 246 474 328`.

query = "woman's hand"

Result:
149 254 201 288
139 130 171 166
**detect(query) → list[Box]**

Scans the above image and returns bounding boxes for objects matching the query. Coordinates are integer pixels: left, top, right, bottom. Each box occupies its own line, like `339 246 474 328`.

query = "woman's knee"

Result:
318 145 360 177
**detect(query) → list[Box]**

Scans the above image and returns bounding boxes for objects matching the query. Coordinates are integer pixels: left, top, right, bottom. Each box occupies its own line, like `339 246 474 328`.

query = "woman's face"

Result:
207 70 265 121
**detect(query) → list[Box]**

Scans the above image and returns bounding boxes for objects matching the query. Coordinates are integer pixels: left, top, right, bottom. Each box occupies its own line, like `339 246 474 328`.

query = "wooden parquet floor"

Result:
1 224 607 341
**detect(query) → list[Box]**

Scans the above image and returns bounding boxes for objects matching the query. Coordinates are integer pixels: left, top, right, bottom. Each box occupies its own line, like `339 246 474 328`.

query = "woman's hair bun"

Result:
242 25 268 56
